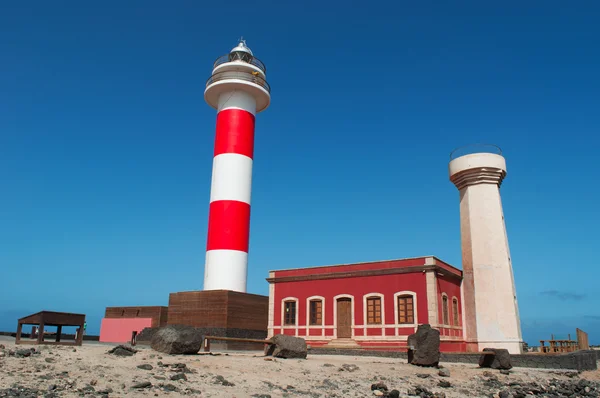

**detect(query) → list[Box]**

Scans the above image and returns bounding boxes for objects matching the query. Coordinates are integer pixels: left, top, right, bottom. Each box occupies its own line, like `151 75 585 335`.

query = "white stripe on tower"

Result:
204 90 257 293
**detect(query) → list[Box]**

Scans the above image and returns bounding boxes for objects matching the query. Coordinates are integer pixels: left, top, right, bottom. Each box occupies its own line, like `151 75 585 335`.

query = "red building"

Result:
266 256 466 352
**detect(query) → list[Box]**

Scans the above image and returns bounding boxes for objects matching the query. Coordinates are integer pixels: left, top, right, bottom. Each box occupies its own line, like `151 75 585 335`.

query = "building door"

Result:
336 298 352 338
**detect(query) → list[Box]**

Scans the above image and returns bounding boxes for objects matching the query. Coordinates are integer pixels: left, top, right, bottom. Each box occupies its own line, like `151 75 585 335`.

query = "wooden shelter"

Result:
16 311 86 346
539 329 590 353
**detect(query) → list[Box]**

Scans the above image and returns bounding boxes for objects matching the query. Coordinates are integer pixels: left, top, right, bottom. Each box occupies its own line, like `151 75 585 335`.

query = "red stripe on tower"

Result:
202 40 271 293
206 200 251 252
214 109 255 158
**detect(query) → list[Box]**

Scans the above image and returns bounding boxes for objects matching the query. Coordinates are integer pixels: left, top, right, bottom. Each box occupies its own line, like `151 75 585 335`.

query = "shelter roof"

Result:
18 311 85 326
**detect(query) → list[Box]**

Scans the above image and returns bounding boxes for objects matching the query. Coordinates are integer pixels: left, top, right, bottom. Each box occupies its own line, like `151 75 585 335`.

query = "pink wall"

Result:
99 318 152 343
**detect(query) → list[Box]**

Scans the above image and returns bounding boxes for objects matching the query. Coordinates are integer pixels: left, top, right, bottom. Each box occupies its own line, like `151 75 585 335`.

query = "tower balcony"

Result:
204 71 271 113
448 144 507 190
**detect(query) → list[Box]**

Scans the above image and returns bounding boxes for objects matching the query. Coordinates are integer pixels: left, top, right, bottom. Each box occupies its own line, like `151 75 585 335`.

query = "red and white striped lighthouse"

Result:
203 40 271 292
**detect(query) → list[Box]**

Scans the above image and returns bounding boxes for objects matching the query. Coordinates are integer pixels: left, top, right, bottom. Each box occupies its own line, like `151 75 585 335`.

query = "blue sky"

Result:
1 1 598 345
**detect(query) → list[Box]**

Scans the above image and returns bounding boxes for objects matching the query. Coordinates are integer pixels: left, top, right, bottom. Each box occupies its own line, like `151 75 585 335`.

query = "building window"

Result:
309 299 323 325
366 296 382 324
442 295 449 325
397 295 414 324
452 298 459 326
284 301 296 325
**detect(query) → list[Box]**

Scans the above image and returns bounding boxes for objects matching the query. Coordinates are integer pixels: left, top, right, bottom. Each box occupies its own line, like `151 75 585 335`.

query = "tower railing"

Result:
212 54 267 74
206 71 271 94
449 143 503 161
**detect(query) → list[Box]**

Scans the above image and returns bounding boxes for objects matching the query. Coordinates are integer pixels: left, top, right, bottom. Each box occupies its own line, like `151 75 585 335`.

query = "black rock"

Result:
15 349 32 357
320 379 339 389
478 348 512 370
407 324 440 367
136 327 159 343
150 325 204 355
438 380 451 388
170 373 187 381
161 383 179 392
370 382 388 391
438 368 451 377
498 390 513 398
387 390 400 398
213 375 235 386
132 381 152 389
107 345 138 357
137 364 153 370
265 334 307 359
339 363 359 372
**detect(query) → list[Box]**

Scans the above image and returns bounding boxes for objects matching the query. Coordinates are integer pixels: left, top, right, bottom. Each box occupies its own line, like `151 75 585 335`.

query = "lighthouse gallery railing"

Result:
206 71 271 94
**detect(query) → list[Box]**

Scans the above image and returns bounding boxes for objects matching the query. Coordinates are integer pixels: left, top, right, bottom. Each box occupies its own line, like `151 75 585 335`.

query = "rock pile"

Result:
497 378 599 398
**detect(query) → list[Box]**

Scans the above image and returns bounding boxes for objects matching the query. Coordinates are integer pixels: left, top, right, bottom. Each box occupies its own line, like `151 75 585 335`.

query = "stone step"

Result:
325 339 362 348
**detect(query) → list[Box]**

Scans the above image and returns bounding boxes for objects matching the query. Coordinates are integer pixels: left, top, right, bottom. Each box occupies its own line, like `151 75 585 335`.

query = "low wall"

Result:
308 348 598 371
135 326 267 351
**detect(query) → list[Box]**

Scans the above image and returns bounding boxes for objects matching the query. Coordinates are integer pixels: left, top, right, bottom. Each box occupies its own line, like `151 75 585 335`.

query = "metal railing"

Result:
206 71 271 93
449 143 503 160
213 54 267 74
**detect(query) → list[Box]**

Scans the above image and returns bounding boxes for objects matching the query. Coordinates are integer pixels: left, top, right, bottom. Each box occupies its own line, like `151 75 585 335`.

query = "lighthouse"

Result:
449 145 523 354
203 40 271 293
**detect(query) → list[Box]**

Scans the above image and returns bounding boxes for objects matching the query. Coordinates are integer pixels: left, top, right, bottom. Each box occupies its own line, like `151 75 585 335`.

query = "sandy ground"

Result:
0 336 599 397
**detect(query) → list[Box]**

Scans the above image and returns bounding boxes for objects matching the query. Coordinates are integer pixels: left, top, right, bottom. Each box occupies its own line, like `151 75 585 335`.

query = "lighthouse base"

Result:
165 289 269 350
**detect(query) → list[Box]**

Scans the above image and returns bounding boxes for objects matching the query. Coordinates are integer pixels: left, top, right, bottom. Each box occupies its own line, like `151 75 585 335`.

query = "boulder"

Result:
478 348 512 370
265 334 307 359
407 324 440 367
150 325 203 355
136 327 159 344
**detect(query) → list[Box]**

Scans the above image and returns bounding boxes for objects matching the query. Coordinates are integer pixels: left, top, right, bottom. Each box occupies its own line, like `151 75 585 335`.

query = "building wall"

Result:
268 256 467 352
225 291 269 331
168 291 228 328
436 276 463 339
271 272 427 343
104 306 168 327
436 274 465 352
99 318 153 343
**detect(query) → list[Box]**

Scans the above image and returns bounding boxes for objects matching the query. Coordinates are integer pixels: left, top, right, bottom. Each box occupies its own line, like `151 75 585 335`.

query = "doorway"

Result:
336 298 352 338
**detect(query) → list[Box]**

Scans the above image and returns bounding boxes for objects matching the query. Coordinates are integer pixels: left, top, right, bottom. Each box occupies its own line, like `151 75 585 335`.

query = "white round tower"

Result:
203 40 271 293
449 144 523 354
